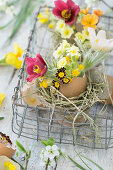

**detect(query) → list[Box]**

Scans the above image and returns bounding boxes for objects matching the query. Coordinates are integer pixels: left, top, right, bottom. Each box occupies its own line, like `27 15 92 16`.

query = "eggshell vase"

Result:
0 143 16 159
60 75 87 98
22 82 43 107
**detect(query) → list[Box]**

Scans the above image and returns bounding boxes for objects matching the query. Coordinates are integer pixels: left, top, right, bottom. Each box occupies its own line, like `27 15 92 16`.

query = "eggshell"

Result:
55 107 89 127
0 143 16 158
0 156 20 170
22 82 43 107
105 75 113 104
60 75 87 98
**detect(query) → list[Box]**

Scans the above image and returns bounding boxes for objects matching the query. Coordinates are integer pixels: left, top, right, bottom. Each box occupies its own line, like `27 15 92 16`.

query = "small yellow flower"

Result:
52 80 60 90
56 20 65 32
48 22 55 29
62 77 70 84
57 57 67 69
65 56 71 61
93 9 103 17
72 69 80 77
81 14 99 29
78 64 84 70
39 80 48 88
61 25 74 39
5 43 23 69
75 32 85 42
0 93 5 107
80 7 90 15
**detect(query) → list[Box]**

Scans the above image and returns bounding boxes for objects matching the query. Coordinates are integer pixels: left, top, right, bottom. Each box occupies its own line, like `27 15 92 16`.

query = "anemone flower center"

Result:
33 65 41 74
61 9 72 20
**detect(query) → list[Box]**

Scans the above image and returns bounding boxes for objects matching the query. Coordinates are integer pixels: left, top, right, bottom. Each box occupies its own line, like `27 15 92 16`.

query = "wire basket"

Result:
12 6 113 149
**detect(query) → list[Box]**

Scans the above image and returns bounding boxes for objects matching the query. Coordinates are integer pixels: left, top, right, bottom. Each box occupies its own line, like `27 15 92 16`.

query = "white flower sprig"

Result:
40 138 65 170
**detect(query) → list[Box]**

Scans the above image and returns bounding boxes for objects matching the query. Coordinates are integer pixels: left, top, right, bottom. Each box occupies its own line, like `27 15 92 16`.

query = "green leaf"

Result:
68 156 86 170
0 117 4 120
26 150 31 160
16 140 26 153
72 55 76 63
41 137 55 146
79 154 103 170
0 19 14 30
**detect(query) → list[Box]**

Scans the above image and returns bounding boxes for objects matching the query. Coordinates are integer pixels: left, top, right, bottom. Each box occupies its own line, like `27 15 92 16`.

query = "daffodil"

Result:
81 14 99 29
88 27 113 51
0 156 20 170
0 92 5 107
57 57 67 68
60 25 74 39
5 43 23 69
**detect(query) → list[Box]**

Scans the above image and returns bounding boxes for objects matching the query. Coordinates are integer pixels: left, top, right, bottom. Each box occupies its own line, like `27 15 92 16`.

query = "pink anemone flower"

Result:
52 0 80 25
26 53 47 82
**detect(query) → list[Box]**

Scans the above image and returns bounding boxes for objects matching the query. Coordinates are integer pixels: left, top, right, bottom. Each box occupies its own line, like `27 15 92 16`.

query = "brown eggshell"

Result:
60 76 87 98
0 143 16 159
105 75 113 104
22 82 43 107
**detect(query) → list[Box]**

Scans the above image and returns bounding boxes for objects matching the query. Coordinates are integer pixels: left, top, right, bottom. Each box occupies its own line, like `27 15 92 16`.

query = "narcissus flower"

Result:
52 0 80 25
26 53 47 82
5 43 23 69
93 9 103 17
81 14 99 29
88 27 113 52
80 7 90 15
0 93 5 107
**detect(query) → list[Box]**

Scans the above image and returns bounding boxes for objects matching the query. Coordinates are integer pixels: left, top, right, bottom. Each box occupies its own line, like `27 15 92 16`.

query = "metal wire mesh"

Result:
12 6 113 149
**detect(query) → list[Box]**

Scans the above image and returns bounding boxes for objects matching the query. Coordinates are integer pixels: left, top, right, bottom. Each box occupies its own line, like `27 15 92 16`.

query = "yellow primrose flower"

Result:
56 20 65 32
57 57 67 69
72 69 80 77
0 93 5 107
65 56 71 61
60 25 74 39
39 80 48 88
4 162 15 170
80 7 90 15
81 14 99 29
67 45 80 56
75 32 85 42
82 29 89 40
5 43 23 69
93 9 103 17
78 64 84 70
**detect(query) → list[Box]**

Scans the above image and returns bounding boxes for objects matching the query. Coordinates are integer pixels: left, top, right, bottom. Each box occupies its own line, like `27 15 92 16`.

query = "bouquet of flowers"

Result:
22 0 113 128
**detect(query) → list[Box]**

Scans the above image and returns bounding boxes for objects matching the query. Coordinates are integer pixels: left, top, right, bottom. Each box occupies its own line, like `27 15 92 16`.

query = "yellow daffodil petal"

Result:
14 43 23 57
5 52 16 66
0 92 5 107
14 58 22 69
